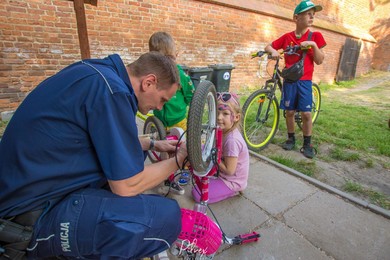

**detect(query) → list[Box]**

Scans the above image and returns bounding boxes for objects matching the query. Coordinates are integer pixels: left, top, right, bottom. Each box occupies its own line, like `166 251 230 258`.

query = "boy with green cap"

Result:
265 0 326 158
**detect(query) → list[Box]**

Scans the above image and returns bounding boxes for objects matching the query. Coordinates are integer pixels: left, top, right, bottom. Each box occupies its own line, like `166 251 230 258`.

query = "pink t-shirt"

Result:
219 128 249 192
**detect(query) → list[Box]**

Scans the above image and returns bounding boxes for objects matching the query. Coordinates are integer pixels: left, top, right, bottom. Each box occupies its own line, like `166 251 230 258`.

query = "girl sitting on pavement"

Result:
192 92 250 203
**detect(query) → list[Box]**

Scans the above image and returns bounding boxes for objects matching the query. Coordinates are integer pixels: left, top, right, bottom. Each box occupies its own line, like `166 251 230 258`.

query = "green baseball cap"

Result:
294 0 323 15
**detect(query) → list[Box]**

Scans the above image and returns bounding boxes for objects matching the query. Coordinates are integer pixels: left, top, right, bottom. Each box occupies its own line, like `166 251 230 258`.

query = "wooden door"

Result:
336 38 362 82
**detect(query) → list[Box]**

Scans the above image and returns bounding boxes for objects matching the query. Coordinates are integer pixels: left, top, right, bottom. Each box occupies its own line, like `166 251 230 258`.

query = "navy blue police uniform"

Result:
0 54 181 259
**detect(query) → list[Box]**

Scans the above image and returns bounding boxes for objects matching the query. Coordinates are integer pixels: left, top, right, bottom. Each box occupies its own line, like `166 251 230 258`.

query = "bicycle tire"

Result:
187 80 217 175
311 83 321 124
242 89 280 151
143 116 167 163
296 83 322 129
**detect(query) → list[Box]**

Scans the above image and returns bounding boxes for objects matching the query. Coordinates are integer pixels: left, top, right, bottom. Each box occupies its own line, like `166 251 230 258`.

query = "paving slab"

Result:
218 220 331 260
284 190 390 260
244 160 317 216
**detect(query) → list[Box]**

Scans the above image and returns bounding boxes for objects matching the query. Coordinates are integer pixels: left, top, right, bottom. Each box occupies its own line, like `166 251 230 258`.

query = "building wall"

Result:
0 0 389 112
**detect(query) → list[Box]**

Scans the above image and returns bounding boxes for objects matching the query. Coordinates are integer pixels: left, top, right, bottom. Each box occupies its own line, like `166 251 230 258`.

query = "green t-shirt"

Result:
153 65 194 127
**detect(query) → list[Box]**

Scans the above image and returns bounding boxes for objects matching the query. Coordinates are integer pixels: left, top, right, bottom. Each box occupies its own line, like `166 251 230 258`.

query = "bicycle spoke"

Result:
187 81 217 174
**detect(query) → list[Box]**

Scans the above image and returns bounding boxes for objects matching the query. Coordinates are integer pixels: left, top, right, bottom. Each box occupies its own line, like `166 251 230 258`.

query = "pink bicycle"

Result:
145 80 260 259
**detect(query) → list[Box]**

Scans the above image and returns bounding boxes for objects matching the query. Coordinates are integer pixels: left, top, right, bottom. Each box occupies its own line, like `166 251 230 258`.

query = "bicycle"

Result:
147 80 260 259
242 46 322 151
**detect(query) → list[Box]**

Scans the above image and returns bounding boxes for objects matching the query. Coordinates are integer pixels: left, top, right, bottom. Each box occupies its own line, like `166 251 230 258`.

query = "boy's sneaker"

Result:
165 180 185 195
178 170 190 186
153 250 169 260
300 144 316 159
281 138 295 150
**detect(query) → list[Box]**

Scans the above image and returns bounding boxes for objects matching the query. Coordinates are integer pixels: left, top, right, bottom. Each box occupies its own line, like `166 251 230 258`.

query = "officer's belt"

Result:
0 209 43 260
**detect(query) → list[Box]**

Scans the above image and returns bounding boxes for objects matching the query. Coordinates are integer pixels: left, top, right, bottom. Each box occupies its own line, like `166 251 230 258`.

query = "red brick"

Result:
0 0 388 112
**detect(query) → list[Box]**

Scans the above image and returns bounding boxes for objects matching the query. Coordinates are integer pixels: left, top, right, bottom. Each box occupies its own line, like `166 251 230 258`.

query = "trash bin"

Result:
208 64 235 92
178 64 190 75
188 67 213 89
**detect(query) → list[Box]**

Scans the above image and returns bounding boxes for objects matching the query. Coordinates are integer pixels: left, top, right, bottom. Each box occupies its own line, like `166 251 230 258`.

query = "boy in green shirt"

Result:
148 31 194 194
149 31 194 131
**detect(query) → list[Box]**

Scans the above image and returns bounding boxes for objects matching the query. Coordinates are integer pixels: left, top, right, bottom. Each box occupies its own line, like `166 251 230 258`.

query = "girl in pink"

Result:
192 92 249 203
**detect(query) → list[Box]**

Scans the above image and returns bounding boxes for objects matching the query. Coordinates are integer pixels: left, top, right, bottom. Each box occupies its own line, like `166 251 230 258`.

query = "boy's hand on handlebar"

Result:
251 51 264 58
269 49 280 60
300 41 315 50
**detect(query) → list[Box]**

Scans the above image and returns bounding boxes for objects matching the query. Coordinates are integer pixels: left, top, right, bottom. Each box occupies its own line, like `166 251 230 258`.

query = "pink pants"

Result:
191 177 238 204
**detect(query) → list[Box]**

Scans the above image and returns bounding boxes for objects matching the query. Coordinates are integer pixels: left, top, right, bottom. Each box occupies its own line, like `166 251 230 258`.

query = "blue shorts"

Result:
27 188 181 259
280 80 313 112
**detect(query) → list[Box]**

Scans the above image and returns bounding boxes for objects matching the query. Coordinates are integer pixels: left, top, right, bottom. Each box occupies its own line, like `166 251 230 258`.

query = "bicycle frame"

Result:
162 125 222 206
162 82 260 258
255 59 282 127
191 126 222 206
263 57 283 95
167 126 259 258
136 111 152 122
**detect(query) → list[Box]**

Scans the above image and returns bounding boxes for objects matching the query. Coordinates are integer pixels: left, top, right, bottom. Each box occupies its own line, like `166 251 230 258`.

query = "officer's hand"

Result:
154 139 179 153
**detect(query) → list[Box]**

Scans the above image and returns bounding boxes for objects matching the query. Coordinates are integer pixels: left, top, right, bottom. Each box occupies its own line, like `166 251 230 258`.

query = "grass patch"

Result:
320 79 357 91
343 181 390 210
269 155 317 177
0 120 8 138
365 158 374 168
329 147 360 161
315 99 390 158
384 161 390 170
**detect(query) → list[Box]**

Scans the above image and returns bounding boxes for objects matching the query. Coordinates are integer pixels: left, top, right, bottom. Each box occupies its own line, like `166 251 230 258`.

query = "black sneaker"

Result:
300 144 317 159
165 180 185 195
282 138 295 150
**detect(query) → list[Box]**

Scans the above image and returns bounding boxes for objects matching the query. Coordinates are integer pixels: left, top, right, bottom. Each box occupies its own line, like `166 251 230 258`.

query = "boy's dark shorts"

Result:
27 188 181 259
281 80 313 112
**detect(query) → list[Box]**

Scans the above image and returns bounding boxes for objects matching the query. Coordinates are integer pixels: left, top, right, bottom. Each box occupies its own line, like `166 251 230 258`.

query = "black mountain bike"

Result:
242 46 321 151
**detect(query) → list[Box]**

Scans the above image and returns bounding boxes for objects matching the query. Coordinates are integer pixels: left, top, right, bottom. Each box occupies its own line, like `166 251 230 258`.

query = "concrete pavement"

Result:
138 116 390 260
155 153 390 260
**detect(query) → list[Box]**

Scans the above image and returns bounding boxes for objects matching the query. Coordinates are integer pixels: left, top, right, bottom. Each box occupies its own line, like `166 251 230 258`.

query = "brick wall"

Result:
0 0 389 112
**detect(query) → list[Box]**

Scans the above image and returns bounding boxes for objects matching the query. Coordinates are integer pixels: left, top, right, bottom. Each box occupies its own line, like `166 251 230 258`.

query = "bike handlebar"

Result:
251 45 311 58
251 51 267 58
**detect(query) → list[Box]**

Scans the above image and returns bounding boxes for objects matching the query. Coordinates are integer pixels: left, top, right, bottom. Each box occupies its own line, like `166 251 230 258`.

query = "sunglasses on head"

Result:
217 92 239 105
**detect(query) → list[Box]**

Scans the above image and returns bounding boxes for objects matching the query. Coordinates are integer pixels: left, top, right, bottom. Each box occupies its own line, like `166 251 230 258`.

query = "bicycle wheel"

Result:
143 116 167 163
311 83 321 124
187 80 217 175
242 89 280 151
296 83 322 129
